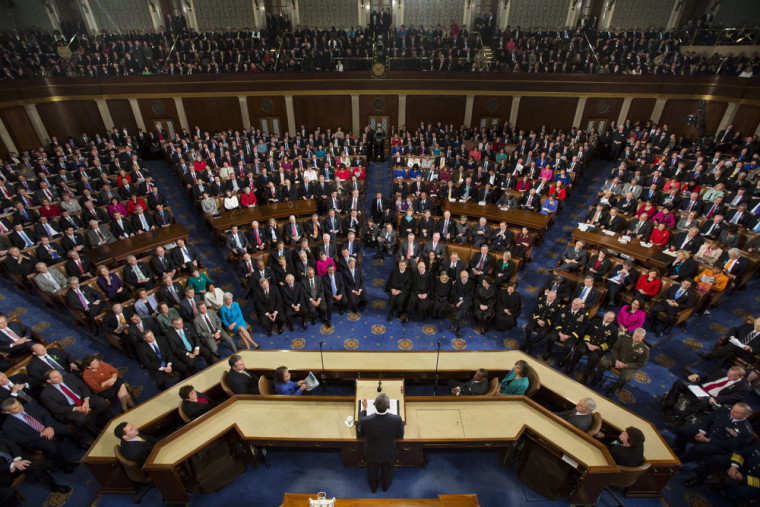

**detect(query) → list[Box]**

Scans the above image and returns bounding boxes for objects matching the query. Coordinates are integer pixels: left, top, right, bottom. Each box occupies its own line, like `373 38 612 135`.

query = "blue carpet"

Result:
3 157 758 506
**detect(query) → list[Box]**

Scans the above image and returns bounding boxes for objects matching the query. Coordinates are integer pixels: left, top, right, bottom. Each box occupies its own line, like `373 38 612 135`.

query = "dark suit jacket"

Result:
357 409 405 464
571 284 600 308
0 322 32 353
137 335 178 372
159 282 185 305
181 395 218 420
0 373 36 402
600 434 644 467
26 348 78 380
226 368 259 394
557 409 592 432
39 373 96 420
164 324 204 357
171 244 199 269
64 285 101 311
1 402 66 449
120 434 157 465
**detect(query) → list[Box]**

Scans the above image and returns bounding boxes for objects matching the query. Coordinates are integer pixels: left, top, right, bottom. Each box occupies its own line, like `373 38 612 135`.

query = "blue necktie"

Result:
675 288 684 299
178 329 192 352
331 276 337 295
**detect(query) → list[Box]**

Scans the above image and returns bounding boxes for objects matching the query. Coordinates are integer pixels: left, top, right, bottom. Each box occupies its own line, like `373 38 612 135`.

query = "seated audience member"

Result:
40 369 108 436
558 240 588 272
0 315 36 356
594 427 646 466
194 302 237 354
495 283 522 331
649 279 697 337
617 298 646 334
666 250 697 282
571 275 600 310
203 282 225 311
649 222 670 246
273 366 308 395
681 441 760 495
138 330 189 390
542 297 589 361
698 317 760 369
660 366 749 421
188 268 213 294
447 368 489 396
0 371 36 404
585 250 610 282
226 355 259 394
114 421 157 466
155 302 182 335
172 239 200 272
0 432 72 498
1 398 83 472
472 276 496 334
27 343 80 380
97 265 131 302
34 262 67 295
220 292 260 349
523 289 561 352
634 269 661 302
431 271 453 319
556 397 596 432
587 327 649 396
671 403 753 463
179 385 219 420
165 316 215 368
494 360 530 396
562 311 618 380
450 269 474 338
82 354 135 413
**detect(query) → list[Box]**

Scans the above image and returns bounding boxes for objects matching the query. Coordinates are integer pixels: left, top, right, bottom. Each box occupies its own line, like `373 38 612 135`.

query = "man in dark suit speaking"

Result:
357 393 404 493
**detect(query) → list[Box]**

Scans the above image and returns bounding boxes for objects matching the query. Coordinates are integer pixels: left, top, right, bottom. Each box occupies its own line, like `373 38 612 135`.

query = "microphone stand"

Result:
318 340 327 396
433 340 441 396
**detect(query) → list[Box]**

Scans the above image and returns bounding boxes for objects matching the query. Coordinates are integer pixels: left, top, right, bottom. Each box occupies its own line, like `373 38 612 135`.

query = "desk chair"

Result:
524 368 540 398
602 461 651 507
586 412 603 436
485 377 499 396
114 445 154 504
220 370 235 397
178 400 191 423
258 375 273 395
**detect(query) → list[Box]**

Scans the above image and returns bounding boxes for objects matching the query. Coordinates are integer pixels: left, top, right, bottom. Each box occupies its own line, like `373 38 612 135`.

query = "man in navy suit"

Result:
357 393 404 493
114 421 157 466
1 398 83 471
226 355 259 394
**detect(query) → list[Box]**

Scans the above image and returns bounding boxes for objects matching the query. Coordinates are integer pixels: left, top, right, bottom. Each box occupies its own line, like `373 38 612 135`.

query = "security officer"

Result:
541 298 588 362
523 290 561 353
561 311 618 381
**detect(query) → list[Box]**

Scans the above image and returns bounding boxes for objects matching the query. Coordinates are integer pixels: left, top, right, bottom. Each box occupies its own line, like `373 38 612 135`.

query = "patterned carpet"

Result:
3 156 758 506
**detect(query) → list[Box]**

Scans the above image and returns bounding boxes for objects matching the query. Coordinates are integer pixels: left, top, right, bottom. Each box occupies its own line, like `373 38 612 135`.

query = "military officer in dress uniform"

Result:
561 311 618 381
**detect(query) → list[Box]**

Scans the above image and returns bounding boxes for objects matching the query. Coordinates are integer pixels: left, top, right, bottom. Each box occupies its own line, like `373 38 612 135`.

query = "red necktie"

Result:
59 384 82 406
23 413 45 432
255 230 261 245
77 261 83 274
702 378 730 394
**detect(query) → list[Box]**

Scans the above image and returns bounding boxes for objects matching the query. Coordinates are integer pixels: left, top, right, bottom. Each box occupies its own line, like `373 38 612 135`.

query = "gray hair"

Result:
633 327 646 337
223 292 234 302
582 397 597 411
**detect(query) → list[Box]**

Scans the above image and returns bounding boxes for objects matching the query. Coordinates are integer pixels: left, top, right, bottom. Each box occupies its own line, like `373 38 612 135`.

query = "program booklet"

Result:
303 371 320 391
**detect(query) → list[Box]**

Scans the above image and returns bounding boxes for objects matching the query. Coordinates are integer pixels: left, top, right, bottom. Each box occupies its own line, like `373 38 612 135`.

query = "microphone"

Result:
319 340 325 346
377 380 382 392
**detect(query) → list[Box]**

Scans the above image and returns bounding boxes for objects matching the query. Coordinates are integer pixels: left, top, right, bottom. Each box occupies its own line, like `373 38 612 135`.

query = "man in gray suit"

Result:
33 262 67 294
423 232 446 260
193 302 237 354
556 397 596 432
225 225 249 256
84 220 116 248
376 223 397 258
558 240 589 272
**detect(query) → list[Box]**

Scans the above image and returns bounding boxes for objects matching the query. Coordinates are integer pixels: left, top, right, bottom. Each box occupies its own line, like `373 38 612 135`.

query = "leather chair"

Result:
114 445 155 504
258 375 273 395
178 400 191 423
602 461 652 506
220 370 235 397
524 368 540 398
484 377 499 396
586 412 603 436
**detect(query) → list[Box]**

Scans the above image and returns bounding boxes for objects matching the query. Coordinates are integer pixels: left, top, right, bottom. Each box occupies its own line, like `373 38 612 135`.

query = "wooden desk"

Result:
87 224 189 267
571 228 669 270
281 493 480 506
440 201 551 236
83 351 678 500
143 396 615 504
208 200 318 232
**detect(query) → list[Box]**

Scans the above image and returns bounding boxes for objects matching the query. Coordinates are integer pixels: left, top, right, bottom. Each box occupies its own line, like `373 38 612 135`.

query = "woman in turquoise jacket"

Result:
496 360 530 395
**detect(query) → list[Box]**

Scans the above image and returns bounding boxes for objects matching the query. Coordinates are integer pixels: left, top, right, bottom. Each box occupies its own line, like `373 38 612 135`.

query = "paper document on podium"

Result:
365 399 399 416
303 371 320 391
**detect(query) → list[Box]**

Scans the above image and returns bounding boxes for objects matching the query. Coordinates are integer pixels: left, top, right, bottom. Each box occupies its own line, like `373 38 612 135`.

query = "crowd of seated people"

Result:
1 13 757 78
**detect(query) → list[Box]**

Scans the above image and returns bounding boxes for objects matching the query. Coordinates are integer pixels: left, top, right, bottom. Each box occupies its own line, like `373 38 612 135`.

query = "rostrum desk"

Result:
82 351 679 504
